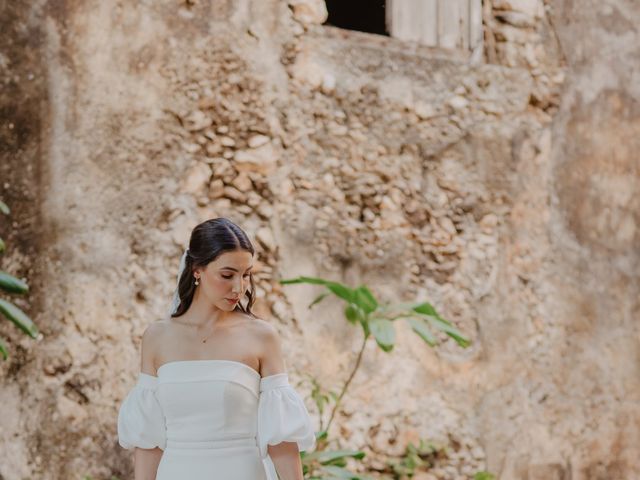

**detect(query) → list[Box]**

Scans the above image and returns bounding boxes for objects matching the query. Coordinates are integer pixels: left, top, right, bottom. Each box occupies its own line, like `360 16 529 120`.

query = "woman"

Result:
117 218 316 479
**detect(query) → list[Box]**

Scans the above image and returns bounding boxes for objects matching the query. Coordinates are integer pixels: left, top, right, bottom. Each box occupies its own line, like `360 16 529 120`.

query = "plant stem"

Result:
325 333 368 434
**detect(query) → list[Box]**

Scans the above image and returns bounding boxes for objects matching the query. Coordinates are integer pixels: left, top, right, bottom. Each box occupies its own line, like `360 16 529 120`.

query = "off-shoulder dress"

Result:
117 359 316 480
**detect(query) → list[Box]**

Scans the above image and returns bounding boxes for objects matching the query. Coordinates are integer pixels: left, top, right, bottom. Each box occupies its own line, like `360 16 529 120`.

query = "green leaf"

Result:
422 314 470 347
0 298 38 338
411 301 440 318
344 304 360 324
0 237 5 254
474 472 496 480
0 200 9 215
0 337 7 360
353 286 378 314
406 317 437 346
308 292 330 309
303 449 366 464
325 283 355 303
280 276 333 286
319 465 363 479
368 318 395 352
280 276 355 303
414 302 460 330
0 271 29 294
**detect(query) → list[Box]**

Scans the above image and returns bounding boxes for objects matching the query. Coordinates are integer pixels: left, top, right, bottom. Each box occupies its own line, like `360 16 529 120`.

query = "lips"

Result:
226 298 239 303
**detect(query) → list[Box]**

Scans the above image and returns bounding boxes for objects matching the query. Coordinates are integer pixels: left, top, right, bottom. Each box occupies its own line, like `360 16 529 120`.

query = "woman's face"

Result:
194 249 254 310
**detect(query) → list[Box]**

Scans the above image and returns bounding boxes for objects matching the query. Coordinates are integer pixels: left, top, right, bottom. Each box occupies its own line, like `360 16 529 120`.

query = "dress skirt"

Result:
157 438 267 480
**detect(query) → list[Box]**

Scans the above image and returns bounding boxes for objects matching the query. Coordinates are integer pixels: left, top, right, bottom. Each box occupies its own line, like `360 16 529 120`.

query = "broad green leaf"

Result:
406 317 437 346
308 292 330 309
368 318 395 352
0 271 29 294
412 301 440 318
325 283 354 303
414 302 457 328
422 314 470 347
325 457 347 467
0 237 5 254
0 337 7 360
303 449 365 464
354 286 378 314
280 276 355 303
0 200 9 215
0 298 38 338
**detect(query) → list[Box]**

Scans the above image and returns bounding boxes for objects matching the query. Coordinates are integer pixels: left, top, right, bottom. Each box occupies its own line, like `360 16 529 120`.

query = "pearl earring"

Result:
195 277 200 286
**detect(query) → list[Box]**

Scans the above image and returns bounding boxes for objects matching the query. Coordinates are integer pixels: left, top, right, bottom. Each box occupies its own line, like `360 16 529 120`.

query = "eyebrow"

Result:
220 266 253 272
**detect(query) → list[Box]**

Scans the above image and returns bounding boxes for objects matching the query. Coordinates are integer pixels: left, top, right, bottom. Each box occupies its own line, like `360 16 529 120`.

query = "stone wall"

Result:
0 0 638 479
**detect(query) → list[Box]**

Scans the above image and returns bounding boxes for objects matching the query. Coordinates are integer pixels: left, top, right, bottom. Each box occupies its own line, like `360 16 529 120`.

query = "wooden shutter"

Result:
387 0 483 56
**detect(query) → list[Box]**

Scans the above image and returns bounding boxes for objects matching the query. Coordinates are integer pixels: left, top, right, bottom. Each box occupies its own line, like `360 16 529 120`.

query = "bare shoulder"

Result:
140 320 171 374
246 316 286 375
142 319 171 344
249 316 278 337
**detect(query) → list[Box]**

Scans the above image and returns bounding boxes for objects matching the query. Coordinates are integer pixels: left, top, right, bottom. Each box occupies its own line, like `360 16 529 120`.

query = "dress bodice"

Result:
117 359 316 480
156 360 261 448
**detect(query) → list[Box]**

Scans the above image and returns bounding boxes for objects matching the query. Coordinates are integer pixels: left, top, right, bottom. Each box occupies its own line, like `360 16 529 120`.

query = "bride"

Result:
117 217 316 479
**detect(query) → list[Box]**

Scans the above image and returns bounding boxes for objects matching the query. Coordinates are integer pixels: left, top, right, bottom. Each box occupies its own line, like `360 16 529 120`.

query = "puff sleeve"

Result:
117 373 167 450
257 373 316 479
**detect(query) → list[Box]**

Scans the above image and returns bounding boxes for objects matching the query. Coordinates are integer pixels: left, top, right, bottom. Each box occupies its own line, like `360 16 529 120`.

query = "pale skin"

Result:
133 249 304 480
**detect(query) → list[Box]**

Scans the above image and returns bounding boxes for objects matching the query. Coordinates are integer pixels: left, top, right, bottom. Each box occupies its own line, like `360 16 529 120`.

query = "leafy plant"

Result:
474 472 496 480
302 449 373 480
0 199 38 359
303 372 339 434
298 377 372 479
387 439 447 478
280 276 471 479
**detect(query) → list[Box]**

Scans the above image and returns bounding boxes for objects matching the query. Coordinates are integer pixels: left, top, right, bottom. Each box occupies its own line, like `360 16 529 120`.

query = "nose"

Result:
232 276 244 294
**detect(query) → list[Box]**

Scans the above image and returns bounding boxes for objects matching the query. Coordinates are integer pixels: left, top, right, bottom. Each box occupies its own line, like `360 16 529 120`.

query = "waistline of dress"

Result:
166 437 258 450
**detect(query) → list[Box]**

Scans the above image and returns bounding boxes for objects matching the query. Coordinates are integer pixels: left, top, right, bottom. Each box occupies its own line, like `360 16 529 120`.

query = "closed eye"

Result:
222 274 251 279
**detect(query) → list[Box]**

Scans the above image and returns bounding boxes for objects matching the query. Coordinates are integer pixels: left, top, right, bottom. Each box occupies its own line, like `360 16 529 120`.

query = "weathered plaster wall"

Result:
0 0 638 479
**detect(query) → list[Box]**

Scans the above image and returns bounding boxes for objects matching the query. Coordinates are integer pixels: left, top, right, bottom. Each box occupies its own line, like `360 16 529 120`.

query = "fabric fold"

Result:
117 372 167 450
257 373 316 480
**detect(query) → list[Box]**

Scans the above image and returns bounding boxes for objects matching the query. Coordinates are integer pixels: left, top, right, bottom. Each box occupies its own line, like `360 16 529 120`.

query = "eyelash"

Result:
222 274 251 279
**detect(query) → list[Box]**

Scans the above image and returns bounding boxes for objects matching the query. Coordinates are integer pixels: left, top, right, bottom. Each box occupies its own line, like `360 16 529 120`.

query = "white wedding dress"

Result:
117 359 316 479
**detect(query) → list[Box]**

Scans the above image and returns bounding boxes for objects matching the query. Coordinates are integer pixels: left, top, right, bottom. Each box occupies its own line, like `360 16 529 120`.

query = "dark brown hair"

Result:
171 217 256 318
